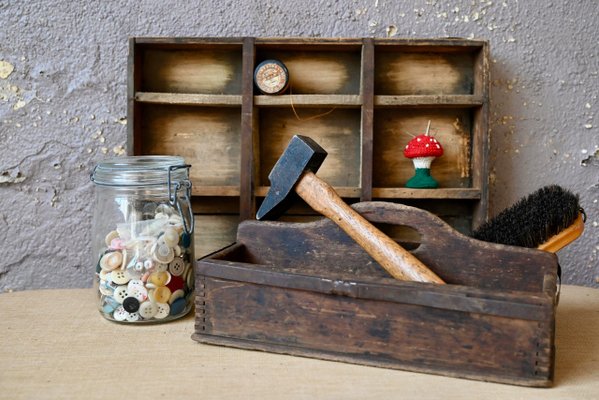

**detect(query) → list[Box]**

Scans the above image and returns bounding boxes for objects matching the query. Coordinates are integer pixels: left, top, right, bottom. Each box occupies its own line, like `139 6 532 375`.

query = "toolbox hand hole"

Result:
373 223 421 251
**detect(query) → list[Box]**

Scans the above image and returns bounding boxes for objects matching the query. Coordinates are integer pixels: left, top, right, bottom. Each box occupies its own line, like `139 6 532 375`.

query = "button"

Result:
169 297 187 316
152 241 175 264
149 271 170 287
122 297 140 313
104 230 120 247
138 301 158 319
154 302 170 319
111 270 130 285
162 227 179 247
128 285 148 302
181 232 191 248
113 286 129 304
109 238 126 250
168 258 185 277
135 261 145 272
154 263 168 273
166 275 185 292
101 296 120 313
99 269 112 282
174 245 182 257
169 289 185 304
184 265 194 291
143 259 154 271
99 280 116 296
126 312 140 322
113 306 129 321
153 286 172 303
100 251 123 271
128 279 144 290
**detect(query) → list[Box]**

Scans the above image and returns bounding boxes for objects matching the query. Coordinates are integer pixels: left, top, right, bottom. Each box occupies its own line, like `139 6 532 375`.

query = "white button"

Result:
152 241 175 264
128 285 148 302
154 263 168 273
138 301 158 319
169 289 185 304
113 286 129 304
168 258 185 277
162 227 179 247
113 306 129 321
143 259 154 270
154 302 170 319
126 312 140 322
111 270 130 285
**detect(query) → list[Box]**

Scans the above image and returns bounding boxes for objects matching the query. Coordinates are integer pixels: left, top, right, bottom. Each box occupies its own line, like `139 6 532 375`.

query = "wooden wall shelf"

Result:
128 37 490 257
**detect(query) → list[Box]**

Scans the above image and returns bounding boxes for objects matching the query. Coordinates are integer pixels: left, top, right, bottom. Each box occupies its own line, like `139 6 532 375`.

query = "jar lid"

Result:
91 156 189 187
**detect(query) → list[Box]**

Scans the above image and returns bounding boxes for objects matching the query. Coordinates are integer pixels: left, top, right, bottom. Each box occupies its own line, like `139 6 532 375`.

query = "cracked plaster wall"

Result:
0 0 597 291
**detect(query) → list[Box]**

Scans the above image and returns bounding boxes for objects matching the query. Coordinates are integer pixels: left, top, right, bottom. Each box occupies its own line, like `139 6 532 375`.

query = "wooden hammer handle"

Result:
295 171 445 284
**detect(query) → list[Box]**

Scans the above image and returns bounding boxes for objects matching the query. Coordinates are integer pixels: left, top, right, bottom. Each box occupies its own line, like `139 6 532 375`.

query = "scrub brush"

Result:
471 185 585 253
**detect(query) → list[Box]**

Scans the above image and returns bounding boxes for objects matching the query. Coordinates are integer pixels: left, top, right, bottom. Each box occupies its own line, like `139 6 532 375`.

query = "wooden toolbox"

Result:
194 202 559 387
127 37 490 258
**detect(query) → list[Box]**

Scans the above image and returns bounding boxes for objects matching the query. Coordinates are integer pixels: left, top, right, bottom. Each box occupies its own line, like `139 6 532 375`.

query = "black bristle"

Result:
471 185 581 248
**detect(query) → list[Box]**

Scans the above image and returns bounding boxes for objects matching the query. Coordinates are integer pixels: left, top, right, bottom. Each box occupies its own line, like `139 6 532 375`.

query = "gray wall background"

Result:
1 0 597 291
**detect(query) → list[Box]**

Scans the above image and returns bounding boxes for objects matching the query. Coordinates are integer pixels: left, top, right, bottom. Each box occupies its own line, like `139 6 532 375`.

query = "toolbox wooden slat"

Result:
193 202 558 387
128 37 490 258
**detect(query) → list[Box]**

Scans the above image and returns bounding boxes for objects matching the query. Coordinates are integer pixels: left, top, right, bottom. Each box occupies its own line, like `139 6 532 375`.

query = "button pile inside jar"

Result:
96 203 193 322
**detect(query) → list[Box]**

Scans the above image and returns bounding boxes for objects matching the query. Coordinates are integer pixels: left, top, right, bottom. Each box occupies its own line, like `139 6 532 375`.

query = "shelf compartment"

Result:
140 47 243 94
257 107 362 188
374 45 479 96
255 43 362 95
194 214 239 258
135 92 242 106
373 107 474 189
139 104 241 188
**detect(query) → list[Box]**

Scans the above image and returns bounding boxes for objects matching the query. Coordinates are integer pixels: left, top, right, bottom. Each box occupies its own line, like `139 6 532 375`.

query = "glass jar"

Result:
90 156 194 323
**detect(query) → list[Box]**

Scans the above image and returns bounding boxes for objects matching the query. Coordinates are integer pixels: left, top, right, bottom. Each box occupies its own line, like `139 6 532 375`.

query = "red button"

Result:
166 275 185 292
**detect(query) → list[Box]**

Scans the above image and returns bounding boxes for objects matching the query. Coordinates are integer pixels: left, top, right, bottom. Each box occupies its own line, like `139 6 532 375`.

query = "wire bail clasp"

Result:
167 164 194 236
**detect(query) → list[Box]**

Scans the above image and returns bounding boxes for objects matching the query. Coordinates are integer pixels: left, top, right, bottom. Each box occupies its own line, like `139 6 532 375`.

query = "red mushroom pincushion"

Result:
403 129 443 189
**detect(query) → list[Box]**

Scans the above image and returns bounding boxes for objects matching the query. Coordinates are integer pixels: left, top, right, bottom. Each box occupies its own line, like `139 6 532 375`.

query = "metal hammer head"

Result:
256 135 327 220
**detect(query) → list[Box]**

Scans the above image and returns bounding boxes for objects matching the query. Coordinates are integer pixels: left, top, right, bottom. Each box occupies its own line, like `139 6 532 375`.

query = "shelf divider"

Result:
135 92 242 106
361 38 375 201
240 37 256 221
372 188 481 200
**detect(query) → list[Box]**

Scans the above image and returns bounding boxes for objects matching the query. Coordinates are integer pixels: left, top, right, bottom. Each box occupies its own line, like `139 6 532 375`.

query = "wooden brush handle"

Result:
295 171 445 284
538 213 585 253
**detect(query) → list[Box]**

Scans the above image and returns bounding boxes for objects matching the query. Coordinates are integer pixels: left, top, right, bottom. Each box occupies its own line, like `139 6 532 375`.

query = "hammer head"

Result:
256 135 327 220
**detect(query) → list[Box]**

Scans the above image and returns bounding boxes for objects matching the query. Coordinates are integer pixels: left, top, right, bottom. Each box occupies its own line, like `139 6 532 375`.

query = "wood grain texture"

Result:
142 48 243 94
295 172 444 283
3 285 598 398
375 51 475 95
195 202 559 386
258 108 361 188
140 104 241 187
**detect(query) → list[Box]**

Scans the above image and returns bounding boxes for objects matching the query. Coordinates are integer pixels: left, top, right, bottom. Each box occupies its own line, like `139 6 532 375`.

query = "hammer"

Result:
256 135 445 284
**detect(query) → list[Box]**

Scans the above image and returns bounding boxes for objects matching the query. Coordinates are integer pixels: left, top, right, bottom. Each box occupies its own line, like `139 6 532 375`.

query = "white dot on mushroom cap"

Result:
432 138 437 143
425 144 430 147
405 145 409 149
417 137 421 142
436 144 440 149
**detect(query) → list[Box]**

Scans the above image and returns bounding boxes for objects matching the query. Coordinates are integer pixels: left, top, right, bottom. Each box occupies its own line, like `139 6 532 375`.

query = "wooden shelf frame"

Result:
128 37 490 255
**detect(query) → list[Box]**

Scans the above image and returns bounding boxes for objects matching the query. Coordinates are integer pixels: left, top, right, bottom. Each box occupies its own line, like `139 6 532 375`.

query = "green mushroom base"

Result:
405 168 439 189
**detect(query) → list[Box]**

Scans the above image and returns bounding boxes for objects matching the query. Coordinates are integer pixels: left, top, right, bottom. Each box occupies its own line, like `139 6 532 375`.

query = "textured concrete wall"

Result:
1 0 597 291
